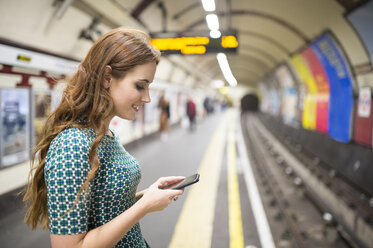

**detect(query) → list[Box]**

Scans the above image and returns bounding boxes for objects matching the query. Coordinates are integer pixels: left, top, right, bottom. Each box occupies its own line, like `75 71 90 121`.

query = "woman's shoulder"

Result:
46 127 93 173
51 126 95 148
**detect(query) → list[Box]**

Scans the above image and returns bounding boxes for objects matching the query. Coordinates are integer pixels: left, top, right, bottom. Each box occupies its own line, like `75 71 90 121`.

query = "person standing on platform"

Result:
23 27 184 248
186 97 197 131
158 94 170 141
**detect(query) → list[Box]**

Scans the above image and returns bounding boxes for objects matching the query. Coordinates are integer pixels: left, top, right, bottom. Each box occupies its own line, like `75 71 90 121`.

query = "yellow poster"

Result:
291 54 317 130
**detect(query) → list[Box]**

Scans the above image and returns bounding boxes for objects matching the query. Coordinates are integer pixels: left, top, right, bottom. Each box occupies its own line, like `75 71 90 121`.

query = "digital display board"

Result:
150 34 238 55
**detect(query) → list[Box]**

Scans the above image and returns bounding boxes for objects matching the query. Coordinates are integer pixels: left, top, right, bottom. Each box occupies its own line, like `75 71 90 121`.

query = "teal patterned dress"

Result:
45 127 147 247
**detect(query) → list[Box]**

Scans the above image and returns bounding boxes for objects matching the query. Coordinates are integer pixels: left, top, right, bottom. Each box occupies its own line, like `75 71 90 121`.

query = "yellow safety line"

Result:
227 124 244 248
168 110 230 248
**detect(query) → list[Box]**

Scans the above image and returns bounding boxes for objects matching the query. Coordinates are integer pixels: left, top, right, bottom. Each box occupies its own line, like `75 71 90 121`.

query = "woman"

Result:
23 28 184 248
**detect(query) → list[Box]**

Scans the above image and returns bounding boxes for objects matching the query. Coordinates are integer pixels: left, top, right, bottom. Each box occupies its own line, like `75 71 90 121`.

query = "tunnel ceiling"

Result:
77 0 357 88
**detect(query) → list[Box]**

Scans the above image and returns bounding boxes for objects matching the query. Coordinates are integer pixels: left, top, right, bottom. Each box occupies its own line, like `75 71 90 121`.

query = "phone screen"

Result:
172 173 200 190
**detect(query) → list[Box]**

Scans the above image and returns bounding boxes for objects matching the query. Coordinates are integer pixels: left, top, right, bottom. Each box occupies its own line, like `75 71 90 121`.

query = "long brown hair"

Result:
23 27 161 230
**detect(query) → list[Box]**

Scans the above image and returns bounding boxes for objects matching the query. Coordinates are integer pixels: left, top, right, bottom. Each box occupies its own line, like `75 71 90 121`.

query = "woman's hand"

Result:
137 176 185 213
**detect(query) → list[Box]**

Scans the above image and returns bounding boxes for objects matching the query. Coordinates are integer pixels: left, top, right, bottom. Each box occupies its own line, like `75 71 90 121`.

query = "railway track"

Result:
240 113 367 248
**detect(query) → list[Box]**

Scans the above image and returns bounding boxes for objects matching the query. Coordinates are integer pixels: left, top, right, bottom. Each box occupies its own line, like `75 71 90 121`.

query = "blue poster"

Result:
311 33 355 143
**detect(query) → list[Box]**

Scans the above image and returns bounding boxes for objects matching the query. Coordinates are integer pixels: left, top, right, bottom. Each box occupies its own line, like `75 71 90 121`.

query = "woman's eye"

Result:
136 85 145 90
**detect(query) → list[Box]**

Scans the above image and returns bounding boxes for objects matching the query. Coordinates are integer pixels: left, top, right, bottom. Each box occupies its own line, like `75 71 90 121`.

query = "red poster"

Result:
301 47 330 133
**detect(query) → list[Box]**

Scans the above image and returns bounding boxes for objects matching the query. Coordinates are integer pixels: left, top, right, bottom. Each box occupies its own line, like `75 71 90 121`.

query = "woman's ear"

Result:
103 65 112 89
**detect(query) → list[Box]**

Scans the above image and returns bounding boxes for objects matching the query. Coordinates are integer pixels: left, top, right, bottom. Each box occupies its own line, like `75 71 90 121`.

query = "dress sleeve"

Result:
45 129 92 235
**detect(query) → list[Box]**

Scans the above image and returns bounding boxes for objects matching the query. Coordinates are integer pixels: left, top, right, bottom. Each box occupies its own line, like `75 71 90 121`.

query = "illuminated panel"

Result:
221 36 238 48
150 35 238 55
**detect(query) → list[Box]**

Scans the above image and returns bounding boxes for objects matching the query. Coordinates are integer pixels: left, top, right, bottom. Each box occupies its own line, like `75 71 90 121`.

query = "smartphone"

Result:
172 173 200 190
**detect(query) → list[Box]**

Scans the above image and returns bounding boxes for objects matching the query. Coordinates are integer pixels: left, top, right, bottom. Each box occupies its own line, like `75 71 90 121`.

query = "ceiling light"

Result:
217 53 237 87
210 30 221 38
206 14 219 31
201 0 216 11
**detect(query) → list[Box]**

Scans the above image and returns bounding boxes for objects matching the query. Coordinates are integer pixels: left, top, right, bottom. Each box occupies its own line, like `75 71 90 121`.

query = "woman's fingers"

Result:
156 176 185 189
158 176 185 184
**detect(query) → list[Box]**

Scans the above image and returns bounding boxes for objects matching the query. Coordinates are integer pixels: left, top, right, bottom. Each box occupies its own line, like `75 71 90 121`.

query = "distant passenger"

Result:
186 97 197 131
158 94 170 141
23 27 184 248
203 97 210 117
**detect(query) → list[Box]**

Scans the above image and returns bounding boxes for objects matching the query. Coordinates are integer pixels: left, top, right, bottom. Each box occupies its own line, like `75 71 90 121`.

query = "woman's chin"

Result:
116 113 136 121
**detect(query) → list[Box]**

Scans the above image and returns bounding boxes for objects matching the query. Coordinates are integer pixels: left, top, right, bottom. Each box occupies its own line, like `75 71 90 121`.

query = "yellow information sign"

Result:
150 35 238 55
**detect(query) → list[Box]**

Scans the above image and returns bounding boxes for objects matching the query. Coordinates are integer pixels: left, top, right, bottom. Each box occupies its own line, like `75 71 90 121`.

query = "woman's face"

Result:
109 62 157 120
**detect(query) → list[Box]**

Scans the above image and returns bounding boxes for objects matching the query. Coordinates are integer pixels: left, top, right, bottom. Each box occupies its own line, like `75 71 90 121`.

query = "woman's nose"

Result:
142 90 151 103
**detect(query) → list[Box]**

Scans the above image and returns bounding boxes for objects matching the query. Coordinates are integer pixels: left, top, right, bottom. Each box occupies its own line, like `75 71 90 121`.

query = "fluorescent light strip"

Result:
217 53 237 87
201 0 216 11
206 14 219 31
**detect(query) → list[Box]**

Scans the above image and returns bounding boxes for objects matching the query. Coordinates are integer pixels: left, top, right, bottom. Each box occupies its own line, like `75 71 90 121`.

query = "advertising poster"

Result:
311 33 355 143
258 82 270 113
275 65 298 125
291 54 317 130
357 87 371 118
33 91 52 146
267 76 281 116
269 87 280 116
0 88 30 167
353 87 373 147
301 47 330 133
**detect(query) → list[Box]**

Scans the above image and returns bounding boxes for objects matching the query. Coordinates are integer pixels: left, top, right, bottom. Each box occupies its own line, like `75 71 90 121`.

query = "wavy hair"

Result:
23 27 161 229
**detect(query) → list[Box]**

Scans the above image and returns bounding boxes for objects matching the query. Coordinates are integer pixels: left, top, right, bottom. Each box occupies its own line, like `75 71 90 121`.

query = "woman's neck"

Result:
103 116 114 137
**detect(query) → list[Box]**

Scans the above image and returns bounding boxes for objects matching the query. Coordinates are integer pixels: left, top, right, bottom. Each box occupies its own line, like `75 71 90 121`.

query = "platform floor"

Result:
0 109 270 248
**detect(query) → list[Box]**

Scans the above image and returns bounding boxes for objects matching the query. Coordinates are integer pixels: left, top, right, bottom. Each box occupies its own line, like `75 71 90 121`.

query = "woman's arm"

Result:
135 189 146 202
50 177 184 248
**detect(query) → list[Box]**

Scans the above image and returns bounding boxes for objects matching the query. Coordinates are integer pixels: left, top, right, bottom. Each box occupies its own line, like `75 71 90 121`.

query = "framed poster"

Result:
311 33 355 143
32 90 52 147
0 88 31 168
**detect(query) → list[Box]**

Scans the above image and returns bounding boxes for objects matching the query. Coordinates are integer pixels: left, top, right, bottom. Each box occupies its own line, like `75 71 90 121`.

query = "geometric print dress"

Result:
44 127 148 247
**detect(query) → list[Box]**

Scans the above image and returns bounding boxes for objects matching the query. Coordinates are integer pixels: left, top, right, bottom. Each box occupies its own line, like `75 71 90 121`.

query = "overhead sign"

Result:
150 34 238 55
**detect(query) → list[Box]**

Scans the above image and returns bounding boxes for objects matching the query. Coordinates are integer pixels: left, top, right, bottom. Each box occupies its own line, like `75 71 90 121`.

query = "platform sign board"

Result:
0 88 30 167
291 54 317 130
301 47 330 133
311 33 355 143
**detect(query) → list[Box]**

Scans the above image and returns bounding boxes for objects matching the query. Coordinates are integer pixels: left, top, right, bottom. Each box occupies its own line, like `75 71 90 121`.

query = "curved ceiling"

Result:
75 0 365 88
